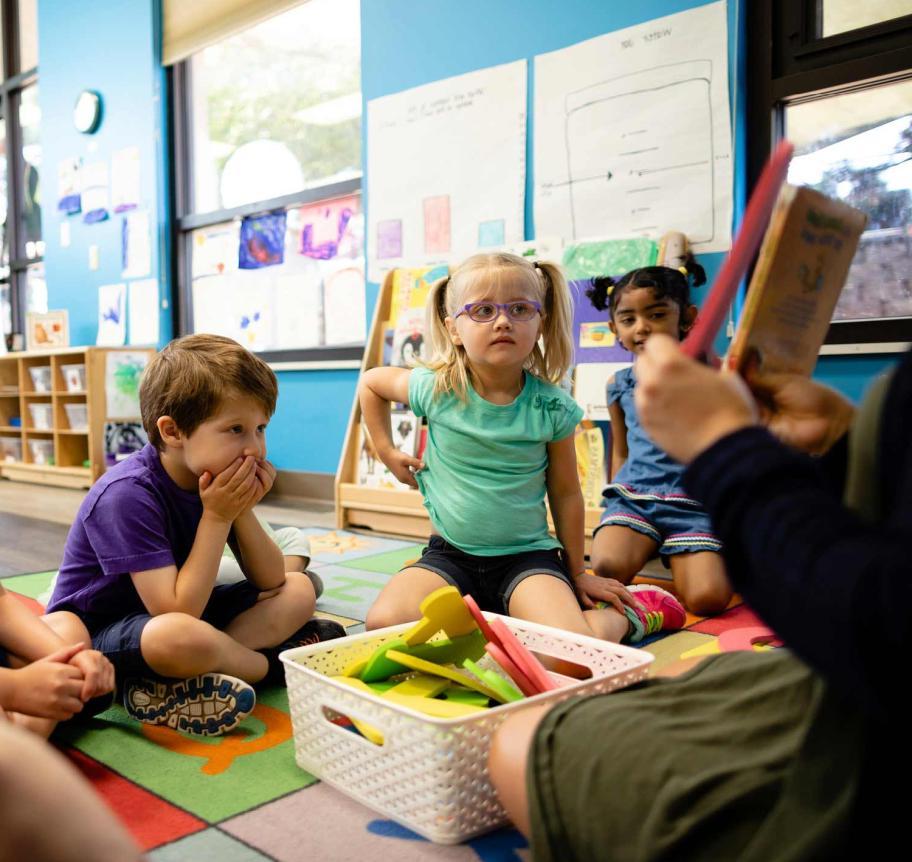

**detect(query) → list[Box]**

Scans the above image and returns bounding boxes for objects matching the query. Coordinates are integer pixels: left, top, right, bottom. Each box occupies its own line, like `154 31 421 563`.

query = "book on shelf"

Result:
357 409 421 490
725 184 868 377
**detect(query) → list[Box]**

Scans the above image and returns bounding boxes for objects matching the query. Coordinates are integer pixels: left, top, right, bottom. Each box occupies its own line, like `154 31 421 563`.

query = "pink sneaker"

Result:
627 585 686 642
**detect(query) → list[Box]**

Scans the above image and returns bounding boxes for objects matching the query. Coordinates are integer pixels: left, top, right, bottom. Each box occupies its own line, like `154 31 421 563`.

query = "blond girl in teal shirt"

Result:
359 252 685 644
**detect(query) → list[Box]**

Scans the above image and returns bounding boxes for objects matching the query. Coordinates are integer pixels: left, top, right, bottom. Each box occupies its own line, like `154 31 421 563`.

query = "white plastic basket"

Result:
281 614 653 844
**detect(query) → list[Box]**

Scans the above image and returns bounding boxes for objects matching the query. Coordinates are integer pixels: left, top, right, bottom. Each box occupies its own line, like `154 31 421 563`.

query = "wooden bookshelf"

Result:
335 272 604 551
0 346 155 490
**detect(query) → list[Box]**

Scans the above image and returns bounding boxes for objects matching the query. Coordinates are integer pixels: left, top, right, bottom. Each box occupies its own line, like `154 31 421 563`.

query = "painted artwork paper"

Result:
57 157 82 215
239 212 287 269
570 280 631 364
81 161 111 223
296 195 361 260
105 350 150 419
127 278 159 345
387 264 448 326
534 2 733 253
97 283 127 346
367 60 526 279
193 223 240 278
274 268 322 349
111 146 141 213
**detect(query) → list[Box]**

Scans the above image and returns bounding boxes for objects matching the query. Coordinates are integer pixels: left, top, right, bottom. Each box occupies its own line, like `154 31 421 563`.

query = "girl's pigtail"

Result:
681 252 707 288
586 276 617 311
530 260 574 385
423 273 472 400
424 275 453 362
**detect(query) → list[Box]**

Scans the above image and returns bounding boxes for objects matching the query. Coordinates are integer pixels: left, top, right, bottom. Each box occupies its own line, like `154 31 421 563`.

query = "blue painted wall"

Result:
38 0 170 349
36 0 898 474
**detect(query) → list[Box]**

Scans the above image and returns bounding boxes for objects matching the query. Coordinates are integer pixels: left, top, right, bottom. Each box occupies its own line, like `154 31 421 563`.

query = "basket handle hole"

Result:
321 706 386 747
530 650 593 681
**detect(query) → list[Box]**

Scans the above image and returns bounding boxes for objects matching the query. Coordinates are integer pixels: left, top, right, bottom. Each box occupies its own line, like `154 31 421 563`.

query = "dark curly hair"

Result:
585 255 706 339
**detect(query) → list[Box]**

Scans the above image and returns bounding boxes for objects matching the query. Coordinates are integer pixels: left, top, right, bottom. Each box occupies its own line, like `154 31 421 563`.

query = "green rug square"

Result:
58 686 316 822
1 570 56 599
337 545 423 575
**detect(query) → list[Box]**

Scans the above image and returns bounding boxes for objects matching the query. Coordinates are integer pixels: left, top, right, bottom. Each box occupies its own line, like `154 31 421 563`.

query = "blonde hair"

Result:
423 252 574 399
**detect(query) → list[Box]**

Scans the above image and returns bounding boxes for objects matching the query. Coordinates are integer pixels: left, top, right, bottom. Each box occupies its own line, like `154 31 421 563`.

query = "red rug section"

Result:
688 603 767 635
64 749 206 851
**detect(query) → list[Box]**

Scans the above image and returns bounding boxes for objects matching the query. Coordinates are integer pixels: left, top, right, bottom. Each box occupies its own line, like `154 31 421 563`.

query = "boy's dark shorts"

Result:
406 535 574 613
88 581 261 681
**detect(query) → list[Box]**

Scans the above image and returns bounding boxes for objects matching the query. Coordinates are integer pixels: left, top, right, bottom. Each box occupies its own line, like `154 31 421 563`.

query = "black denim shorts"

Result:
407 535 574 614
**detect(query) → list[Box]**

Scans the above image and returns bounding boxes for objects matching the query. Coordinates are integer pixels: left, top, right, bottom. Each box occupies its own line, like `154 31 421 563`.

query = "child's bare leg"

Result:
508 575 629 643
140 614 270 682
365 567 450 630
283 555 307 572
488 703 552 837
669 552 732 616
0 720 142 861
590 526 657 583
224 571 315 649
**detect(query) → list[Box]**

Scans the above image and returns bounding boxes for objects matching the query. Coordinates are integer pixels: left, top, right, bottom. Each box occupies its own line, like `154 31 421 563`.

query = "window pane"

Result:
787 80 912 322
821 0 912 37
25 263 46 315
0 120 7 271
19 84 41 256
17 0 38 72
0 282 10 338
190 0 361 213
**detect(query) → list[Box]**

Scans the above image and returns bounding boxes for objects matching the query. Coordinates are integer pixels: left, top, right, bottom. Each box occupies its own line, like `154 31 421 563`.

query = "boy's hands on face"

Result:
199 456 260 523
68 648 115 701
10 644 86 720
251 459 277 507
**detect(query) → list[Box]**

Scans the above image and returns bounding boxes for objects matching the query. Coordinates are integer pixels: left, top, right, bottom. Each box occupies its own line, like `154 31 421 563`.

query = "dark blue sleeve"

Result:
684 426 909 721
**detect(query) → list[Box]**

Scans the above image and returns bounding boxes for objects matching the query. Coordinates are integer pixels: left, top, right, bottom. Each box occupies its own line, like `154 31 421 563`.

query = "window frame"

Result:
169 45 364 366
1 0 41 339
747 0 912 348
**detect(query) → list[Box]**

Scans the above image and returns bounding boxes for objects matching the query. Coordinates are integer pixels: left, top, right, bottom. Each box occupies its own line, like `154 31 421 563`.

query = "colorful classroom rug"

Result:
1 527 773 861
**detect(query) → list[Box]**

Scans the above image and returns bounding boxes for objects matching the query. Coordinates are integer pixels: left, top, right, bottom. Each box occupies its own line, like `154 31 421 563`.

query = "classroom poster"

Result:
367 61 526 280
573 362 631 421
534 1 733 253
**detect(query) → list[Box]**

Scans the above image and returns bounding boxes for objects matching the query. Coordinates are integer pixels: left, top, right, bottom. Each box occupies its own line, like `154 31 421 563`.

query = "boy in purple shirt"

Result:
48 334 343 736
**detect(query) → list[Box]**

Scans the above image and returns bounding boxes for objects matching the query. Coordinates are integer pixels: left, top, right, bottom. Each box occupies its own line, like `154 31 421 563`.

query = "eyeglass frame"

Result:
453 300 543 323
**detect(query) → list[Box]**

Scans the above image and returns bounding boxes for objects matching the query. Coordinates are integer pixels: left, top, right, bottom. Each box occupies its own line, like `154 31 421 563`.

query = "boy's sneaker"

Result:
262 618 347 685
304 569 324 599
625 585 686 643
123 672 255 736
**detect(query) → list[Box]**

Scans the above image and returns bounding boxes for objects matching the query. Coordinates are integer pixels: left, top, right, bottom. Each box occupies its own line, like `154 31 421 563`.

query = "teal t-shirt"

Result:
408 366 583 556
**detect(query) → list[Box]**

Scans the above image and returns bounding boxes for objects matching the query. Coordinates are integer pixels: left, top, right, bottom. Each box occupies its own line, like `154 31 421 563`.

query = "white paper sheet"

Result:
573 362 632 421
274 267 323 349
535 2 733 253
97 283 127 346
81 161 110 216
111 146 141 212
367 61 526 280
121 210 152 278
323 262 366 345
128 278 159 346
105 351 149 419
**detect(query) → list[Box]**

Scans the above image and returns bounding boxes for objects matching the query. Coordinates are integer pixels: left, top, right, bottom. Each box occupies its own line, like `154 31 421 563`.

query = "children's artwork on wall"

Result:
367 60 526 280
274 268 323 349
97 283 127 346
26 310 69 351
105 350 150 418
193 223 240 278
121 210 152 278
478 219 506 248
111 146 141 213
81 161 111 223
570 280 630 364
296 195 361 260
534 1 733 254
387 264 448 327
324 263 366 345
56 157 82 215
423 195 451 254
239 212 287 269
562 239 657 282
104 421 148 467
376 219 403 259
127 278 159 346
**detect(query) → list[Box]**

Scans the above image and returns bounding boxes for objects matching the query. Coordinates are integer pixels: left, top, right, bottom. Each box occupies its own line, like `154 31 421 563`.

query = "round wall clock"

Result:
74 90 103 134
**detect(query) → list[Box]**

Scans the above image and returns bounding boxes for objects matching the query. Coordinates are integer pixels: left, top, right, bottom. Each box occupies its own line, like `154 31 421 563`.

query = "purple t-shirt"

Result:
47 444 203 628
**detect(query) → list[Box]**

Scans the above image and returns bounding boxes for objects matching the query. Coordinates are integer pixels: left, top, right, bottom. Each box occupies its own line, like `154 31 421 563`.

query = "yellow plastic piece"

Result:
385 649 506 703
386 674 449 699
401 586 478 646
383 692 487 718
330 677 386 744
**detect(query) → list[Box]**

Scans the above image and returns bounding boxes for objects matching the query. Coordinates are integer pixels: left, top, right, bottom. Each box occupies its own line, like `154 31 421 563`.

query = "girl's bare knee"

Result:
679 581 731 616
